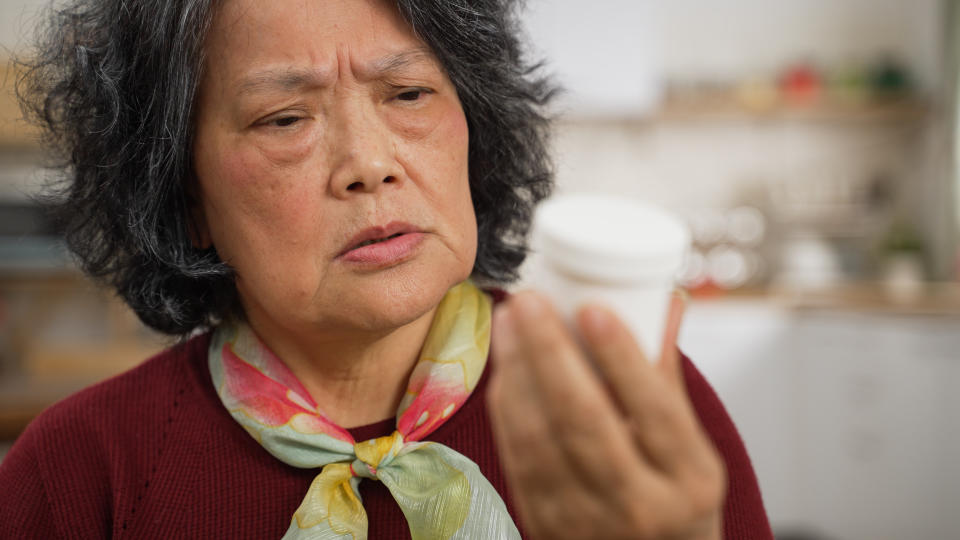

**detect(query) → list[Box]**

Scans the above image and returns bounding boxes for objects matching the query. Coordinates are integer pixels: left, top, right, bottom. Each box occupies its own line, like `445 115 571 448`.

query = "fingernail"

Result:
673 287 690 305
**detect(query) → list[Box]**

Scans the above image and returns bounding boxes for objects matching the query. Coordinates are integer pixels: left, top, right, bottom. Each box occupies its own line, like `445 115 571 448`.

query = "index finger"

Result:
575 295 714 474
492 291 650 493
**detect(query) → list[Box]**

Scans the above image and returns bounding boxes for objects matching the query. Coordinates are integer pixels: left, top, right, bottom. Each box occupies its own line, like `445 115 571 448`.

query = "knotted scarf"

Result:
208 281 520 540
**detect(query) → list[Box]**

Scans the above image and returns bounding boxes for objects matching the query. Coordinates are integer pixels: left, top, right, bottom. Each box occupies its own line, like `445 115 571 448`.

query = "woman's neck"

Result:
244 307 438 429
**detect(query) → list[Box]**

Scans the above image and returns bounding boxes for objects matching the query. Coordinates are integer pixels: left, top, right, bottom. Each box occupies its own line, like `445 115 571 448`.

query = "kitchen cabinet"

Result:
681 297 960 540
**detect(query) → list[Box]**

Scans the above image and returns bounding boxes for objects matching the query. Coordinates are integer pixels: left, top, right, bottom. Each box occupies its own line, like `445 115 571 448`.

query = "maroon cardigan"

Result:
0 330 773 538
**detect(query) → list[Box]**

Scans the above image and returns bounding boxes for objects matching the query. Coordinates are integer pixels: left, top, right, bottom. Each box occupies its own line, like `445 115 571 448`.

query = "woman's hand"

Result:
487 291 725 540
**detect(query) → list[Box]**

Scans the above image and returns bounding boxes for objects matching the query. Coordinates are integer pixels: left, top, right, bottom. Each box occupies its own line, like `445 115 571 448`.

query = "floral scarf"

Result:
208 280 520 540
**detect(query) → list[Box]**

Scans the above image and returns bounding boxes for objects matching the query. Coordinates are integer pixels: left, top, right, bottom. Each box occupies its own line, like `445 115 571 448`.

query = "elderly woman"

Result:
0 0 772 538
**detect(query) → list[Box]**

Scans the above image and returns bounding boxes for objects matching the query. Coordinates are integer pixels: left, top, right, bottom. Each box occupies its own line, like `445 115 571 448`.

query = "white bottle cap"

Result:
533 193 691 285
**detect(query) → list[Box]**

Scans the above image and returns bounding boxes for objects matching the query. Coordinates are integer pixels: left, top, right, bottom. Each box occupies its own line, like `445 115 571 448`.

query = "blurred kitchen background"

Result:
1 1 959 539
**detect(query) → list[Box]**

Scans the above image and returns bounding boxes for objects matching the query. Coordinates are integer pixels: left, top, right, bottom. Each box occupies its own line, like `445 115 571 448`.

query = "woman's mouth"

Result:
339 224 426 267
352 233 405 249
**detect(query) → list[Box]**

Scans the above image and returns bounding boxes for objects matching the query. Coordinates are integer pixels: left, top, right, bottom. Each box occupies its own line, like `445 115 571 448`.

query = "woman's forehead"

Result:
233 47 440 97
203 0 430 83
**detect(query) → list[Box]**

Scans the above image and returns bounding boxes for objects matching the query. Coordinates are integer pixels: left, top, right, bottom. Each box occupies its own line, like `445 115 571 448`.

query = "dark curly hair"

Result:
17 0 555 335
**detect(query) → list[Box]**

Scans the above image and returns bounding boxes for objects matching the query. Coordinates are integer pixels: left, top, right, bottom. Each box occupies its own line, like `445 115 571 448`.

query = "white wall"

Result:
523 0 662 116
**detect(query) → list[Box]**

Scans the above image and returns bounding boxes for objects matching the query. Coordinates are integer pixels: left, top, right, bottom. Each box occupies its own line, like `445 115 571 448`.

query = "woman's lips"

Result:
340 231 426 266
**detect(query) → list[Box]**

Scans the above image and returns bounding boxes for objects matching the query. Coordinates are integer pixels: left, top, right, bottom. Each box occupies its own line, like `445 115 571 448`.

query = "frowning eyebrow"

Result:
235 47 440 97
367 47 438 77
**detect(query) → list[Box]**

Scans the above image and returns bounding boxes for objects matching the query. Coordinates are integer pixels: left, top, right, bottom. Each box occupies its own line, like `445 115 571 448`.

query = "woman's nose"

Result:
328 99 403 197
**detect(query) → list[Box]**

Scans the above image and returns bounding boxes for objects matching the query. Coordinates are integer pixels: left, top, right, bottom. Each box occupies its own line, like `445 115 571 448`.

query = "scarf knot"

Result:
350 431 405 479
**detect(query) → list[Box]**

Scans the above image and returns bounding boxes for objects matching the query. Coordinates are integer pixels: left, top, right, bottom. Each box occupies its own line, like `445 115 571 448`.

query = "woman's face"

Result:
192 0 476 336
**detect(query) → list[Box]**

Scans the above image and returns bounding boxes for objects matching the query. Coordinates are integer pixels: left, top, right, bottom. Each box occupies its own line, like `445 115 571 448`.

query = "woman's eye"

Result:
395 89 430 102
271 116 301 127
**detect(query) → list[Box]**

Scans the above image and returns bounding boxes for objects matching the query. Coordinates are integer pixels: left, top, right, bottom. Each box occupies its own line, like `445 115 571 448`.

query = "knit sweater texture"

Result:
0 329 774 539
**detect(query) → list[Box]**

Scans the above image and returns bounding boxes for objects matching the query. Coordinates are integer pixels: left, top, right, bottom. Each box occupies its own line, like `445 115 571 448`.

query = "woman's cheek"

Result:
234 128 324 192
209 148 323 250
434 102 470 164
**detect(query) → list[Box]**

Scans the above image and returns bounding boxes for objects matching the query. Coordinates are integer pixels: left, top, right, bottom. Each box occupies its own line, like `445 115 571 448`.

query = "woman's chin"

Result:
312 272 465 334
334 250 471 326
346 276 456 329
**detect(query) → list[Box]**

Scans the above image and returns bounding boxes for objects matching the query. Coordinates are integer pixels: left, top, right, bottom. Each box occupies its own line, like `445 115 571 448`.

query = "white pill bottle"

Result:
527 194 691 361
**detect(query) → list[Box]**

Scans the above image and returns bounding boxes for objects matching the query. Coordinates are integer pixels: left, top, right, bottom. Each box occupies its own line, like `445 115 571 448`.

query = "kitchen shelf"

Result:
556 93 931 126
655 95 930 124
702 281 960 317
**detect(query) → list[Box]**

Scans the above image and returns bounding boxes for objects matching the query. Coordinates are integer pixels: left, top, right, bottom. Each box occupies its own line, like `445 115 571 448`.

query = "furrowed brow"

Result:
236 67 332 97
364 47 440 80
234 48 439 96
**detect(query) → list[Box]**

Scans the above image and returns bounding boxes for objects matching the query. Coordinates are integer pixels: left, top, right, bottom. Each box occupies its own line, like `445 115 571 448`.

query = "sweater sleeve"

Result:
0 422 61 539
682 354 774 539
